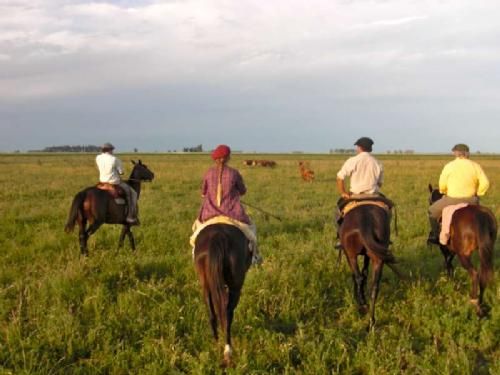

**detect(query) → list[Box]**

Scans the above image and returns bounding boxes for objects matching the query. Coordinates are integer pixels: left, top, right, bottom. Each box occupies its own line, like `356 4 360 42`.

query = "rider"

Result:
96 142 139 225
334 137 387 248
427 143 489 245
192 144 262 265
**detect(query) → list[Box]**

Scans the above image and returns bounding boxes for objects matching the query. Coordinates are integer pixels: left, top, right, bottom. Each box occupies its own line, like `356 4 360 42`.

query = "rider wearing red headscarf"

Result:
193 144 262 265
198 145 250 223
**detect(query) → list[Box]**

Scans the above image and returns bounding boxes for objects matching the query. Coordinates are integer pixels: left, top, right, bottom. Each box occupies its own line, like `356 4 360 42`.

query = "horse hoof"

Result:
358 304 369 315
222 345 232 367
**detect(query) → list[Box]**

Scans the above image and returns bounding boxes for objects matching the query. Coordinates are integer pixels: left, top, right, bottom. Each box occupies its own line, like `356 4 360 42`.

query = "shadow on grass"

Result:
258 308 298 335
134 260 172 281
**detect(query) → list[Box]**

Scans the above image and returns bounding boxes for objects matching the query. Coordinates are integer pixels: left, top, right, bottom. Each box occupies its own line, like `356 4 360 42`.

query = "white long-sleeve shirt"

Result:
337 152 383 194
96 152 123 184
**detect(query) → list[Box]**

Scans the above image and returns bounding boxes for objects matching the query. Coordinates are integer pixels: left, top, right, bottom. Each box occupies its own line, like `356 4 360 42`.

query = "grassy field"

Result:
0 153 499 374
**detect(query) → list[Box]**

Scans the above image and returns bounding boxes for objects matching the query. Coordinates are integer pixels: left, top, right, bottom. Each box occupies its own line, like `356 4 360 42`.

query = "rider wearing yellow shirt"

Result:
427 143 490 244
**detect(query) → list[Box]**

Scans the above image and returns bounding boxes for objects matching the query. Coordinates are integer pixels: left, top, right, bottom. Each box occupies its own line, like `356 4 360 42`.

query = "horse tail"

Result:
207 232 228 333
476 210 497 286
359 223 396 265
65 190 86 233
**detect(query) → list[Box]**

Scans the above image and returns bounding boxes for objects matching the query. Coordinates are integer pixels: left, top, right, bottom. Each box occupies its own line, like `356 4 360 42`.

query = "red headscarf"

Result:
211 144 231 160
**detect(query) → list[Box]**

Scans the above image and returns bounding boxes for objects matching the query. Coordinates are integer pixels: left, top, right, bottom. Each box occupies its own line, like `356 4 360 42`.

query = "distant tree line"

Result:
387 150 415 154
29 145 101 153
330 148 356 154
183 144 203 152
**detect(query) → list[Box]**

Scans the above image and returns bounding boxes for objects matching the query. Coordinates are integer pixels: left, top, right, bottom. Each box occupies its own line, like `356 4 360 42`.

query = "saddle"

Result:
338 196 394 217
96 183 126 204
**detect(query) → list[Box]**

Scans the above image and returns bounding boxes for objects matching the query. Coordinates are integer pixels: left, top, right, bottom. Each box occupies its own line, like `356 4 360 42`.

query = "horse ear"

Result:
131 160 136 165
138 159 142 165
428 183 433 192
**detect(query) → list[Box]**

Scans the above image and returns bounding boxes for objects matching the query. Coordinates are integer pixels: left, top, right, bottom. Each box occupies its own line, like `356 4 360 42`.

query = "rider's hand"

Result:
341 192 351 199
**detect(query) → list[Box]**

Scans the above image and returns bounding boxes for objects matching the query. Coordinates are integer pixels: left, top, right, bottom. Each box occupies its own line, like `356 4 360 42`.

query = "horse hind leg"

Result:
345 253 368 313
223 289 241 367
207 292 218 340
369 259 384 329
456 254 484 317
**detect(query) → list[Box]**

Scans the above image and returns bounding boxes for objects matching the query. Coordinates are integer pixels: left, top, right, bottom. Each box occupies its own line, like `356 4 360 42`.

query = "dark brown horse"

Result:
339 203 399 328
428 184 497 316
194 224 252 366
65 160 154 255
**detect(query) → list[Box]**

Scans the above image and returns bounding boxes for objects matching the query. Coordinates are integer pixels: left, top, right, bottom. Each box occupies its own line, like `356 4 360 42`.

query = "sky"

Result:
1 0 500 153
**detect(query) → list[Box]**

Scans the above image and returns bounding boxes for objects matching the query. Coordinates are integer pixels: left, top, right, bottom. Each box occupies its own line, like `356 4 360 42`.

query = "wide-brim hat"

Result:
211 144 231 160
101 142 115 150
452 143 469 152
354 137 374 149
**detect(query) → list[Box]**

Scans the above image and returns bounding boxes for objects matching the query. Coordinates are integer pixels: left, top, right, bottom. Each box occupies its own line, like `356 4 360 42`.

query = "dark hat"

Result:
354 137 374 150
452 143 469 152
101 142 115 150
211 144 231 160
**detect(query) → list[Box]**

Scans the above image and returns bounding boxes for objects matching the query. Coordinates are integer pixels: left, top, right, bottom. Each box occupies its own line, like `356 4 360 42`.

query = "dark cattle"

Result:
243 159 277 167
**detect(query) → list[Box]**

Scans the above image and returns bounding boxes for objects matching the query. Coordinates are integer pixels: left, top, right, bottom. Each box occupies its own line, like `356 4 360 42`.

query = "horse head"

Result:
130 160 155 182
428 183 443 205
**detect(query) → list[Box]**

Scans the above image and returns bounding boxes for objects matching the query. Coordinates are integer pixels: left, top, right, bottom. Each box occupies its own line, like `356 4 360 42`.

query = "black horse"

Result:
65 160 154 255
194 224 252 367
339 203 399 328
428 184 497 316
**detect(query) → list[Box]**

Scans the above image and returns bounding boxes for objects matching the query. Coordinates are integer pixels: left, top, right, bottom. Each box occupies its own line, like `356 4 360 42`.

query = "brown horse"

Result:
65 160 154 255
339 203 399 328
194 224 252 366
428 184 497 316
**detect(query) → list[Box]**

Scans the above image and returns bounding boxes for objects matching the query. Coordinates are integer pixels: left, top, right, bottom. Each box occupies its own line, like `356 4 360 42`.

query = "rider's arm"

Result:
337 159 353 199
438 164 450 195
377 163 384 188
235 171 247 196
476 164 490 196
115 158 124 175
336 177 350 199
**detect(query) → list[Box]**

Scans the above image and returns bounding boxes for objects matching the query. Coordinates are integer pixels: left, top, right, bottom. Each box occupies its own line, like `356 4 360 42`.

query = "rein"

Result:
241 200 282 222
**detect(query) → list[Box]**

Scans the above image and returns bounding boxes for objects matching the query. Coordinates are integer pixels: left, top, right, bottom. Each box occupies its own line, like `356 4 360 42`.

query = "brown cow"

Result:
298 161 315 182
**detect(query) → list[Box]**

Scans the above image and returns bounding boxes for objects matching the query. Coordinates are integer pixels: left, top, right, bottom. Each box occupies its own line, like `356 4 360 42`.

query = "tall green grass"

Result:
0 153 499 374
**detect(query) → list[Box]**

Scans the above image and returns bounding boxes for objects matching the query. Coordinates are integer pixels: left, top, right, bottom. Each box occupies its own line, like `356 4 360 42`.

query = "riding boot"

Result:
427 216 440 245
334 210 343 250
251 242 263 266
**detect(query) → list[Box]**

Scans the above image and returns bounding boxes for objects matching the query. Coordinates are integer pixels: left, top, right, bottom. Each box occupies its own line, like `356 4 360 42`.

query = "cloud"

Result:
1 0 500 152
2 0 500 101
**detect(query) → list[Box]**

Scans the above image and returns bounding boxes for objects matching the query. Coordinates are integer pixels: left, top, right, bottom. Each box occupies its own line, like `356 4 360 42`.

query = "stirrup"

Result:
252 253 263 266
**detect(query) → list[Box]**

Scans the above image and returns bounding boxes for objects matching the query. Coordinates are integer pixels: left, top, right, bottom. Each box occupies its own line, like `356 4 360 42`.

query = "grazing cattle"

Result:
298 161 315 182
243 159 277 167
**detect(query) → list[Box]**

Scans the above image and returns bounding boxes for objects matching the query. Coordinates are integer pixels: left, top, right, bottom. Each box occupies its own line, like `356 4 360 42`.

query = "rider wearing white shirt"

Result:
96 143 138 225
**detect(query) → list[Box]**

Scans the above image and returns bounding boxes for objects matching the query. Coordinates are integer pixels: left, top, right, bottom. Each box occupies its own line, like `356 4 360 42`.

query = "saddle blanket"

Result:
96 183 126 205
341 200 391 217
440 203 468 245
190 216 257 249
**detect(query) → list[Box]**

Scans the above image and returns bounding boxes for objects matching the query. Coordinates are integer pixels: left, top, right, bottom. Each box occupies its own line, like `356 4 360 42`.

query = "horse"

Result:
65 160 154 255
193 224 252 367
339 203 399 328
428 184 497 316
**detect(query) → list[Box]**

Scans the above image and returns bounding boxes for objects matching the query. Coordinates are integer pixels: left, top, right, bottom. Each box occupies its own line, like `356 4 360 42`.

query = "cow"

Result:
298 161 315 182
